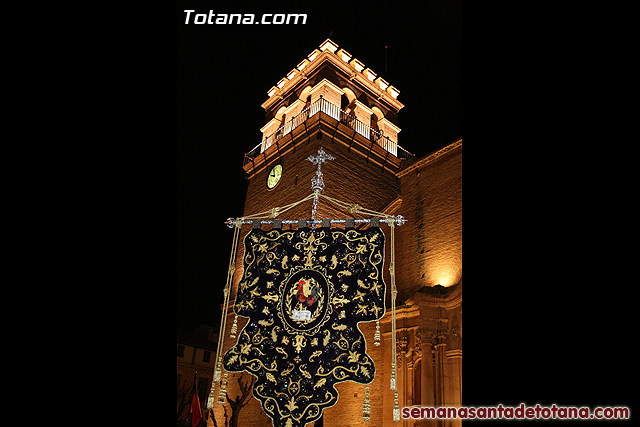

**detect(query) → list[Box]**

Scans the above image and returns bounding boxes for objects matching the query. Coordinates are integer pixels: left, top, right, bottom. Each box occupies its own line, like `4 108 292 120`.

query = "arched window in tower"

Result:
370 114 381 143
298 85 313 119
340 88 357 129
301 95 311 122
342 99 356 129
276 112 287 140
340 93 348 111
370 114 379 131
369 106 387 148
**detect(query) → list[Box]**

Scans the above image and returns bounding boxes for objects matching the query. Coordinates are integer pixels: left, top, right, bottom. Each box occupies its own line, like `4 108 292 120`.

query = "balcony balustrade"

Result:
244 98 413 165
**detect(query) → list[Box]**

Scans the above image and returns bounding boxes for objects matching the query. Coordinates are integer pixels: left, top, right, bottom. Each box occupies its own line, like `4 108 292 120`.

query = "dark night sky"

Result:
177 0 461 330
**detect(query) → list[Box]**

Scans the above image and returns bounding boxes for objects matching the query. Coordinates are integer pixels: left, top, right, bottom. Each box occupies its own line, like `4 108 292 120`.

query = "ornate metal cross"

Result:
307 147 334 220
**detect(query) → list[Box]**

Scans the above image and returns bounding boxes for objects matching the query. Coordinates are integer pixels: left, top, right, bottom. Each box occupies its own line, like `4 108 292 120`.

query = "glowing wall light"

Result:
436 271 456 287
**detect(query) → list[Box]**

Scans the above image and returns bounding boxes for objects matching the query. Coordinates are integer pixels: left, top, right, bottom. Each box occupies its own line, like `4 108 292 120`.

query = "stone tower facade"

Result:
210 39 461 427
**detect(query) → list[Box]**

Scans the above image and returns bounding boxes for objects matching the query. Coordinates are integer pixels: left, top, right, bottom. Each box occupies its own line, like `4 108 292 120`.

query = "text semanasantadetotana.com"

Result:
402 404 630 420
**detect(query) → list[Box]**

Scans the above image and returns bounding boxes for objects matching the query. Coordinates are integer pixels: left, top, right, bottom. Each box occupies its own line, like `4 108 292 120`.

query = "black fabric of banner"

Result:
223 226 386 427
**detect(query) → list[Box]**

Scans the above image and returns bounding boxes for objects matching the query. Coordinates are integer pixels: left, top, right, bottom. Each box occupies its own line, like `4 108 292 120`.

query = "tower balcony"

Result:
243 97 413 166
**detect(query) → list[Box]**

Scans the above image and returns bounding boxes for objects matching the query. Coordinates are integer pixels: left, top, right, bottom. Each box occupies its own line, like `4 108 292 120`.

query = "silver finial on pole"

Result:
306 147 334 220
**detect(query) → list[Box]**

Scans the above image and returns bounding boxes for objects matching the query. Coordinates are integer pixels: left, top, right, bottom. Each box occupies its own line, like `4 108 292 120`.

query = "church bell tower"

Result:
241 38 410 227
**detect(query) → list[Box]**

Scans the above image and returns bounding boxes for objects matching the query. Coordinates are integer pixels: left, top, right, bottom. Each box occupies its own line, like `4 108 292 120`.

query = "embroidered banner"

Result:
223 226 386 427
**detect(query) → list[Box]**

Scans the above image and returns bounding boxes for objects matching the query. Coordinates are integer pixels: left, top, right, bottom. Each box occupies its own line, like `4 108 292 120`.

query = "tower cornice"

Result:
261 39 404 113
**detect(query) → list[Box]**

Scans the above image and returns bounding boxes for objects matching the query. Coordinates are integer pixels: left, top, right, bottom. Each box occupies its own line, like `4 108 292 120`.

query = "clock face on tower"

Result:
266 163 283 189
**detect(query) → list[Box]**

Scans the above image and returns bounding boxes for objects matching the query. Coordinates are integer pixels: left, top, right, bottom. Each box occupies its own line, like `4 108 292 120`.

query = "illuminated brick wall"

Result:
395 141 463 300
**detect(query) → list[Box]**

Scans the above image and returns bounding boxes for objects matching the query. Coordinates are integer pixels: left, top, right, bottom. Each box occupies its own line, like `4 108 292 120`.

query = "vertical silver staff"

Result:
306 147 334 220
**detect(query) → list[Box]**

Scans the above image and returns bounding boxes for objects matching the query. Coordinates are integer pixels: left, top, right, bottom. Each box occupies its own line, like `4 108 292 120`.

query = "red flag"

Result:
189 373 202 427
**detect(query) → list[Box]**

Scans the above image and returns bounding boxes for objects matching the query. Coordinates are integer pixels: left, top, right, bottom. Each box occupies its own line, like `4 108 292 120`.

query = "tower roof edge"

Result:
262 39 404 112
